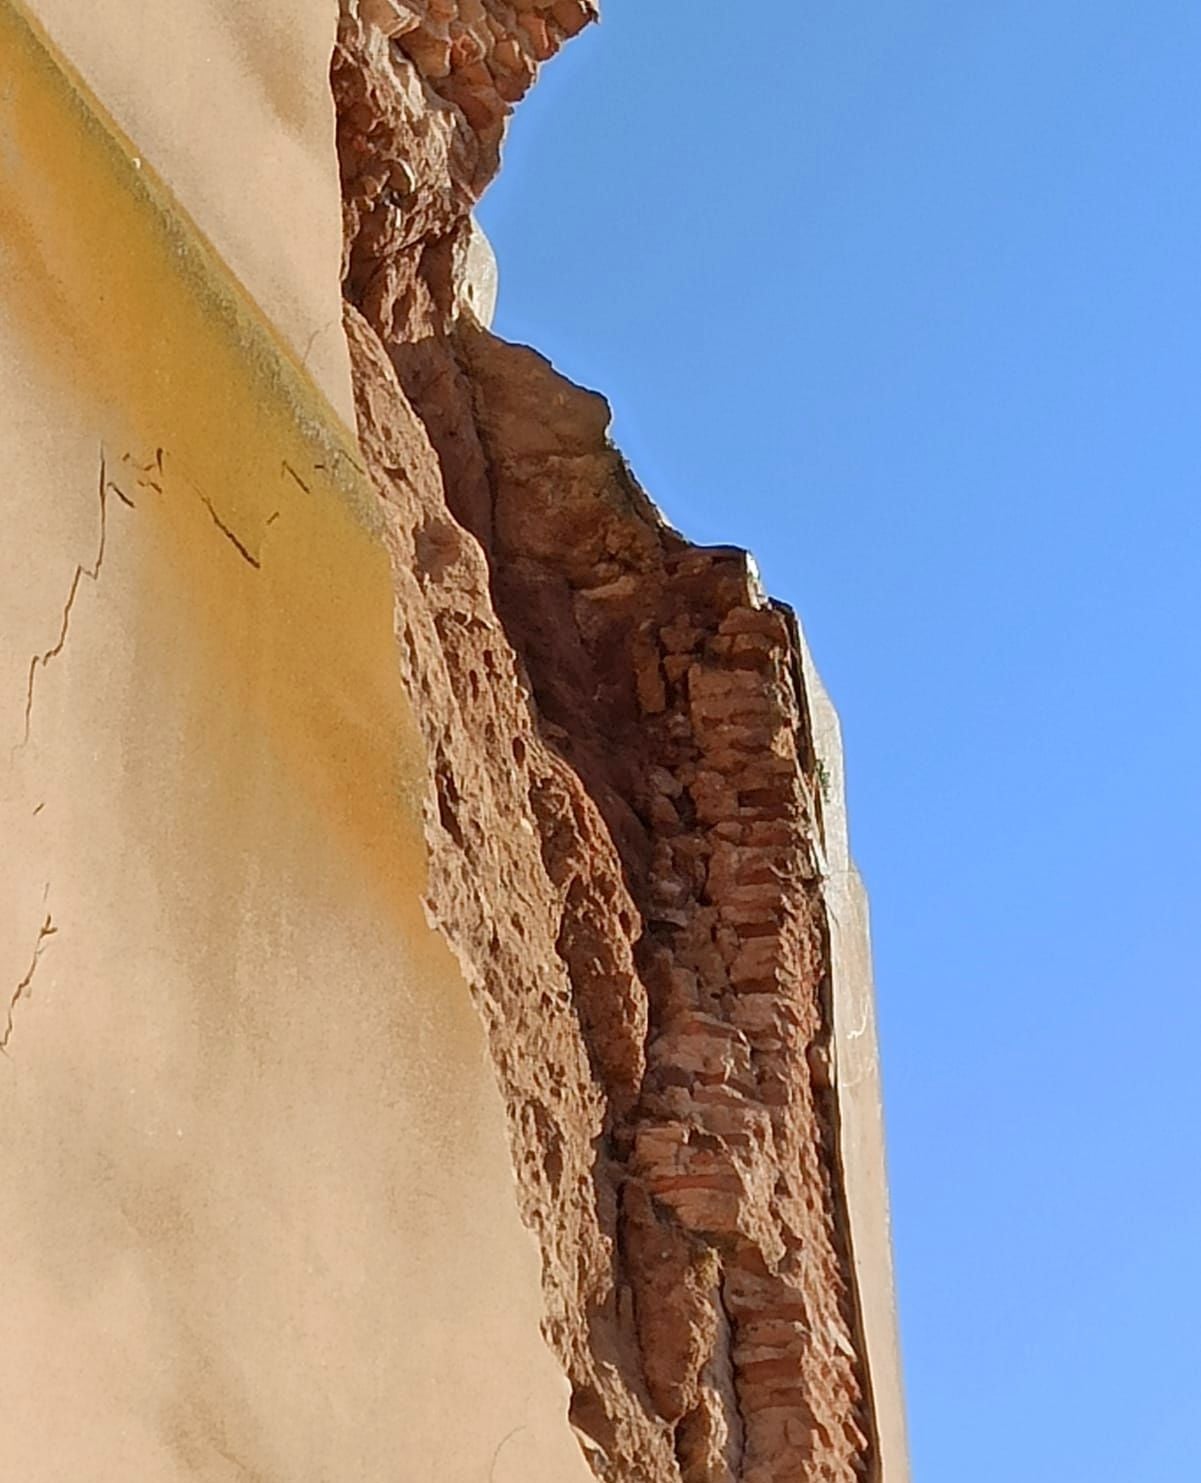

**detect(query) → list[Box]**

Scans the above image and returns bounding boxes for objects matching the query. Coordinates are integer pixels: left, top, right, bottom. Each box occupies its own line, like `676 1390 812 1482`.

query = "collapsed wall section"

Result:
334 4 909 1480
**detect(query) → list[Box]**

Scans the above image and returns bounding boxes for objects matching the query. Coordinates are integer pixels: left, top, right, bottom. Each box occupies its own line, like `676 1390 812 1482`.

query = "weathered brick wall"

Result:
336 3 910 1478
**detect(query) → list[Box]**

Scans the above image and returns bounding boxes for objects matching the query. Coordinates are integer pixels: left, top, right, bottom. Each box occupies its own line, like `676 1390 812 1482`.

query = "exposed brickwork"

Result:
334 5 882 1478
334 0 595 346
458 332 872 1482
374 0 596 166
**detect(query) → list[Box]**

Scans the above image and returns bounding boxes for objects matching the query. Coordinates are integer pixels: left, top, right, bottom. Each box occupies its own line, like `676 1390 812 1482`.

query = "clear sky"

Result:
477 4 1201 1479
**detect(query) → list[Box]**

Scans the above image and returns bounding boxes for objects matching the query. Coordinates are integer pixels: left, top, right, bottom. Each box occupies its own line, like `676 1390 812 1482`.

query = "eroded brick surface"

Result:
335 5 881 1478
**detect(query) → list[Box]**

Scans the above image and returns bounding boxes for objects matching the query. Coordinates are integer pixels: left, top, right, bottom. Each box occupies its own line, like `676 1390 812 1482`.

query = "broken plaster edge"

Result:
795 625 912 1483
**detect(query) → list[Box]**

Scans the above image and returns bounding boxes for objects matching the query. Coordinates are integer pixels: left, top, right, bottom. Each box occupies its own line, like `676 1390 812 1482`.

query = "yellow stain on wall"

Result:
0 0 425 901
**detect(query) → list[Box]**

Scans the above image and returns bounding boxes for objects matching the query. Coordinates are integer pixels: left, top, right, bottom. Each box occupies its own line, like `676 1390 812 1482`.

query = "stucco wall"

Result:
799 631 911 1483
22 0 355 426
0 5 590 1477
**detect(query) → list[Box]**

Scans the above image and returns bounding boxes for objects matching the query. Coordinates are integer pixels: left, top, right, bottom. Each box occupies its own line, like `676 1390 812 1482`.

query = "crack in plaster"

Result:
134 445 272 565
1 906 56 1055
16 447 117 751
488 1425 527 1483
299 316 339 377
199 493 262 570
120 446 164 497
282 459 312 494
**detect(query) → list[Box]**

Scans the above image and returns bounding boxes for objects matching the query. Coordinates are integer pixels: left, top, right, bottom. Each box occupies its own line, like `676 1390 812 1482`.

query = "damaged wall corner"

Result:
334 3 910 1480
1 0 909 1479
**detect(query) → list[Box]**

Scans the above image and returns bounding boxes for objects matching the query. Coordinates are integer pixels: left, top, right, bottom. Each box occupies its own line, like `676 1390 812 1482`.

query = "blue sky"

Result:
478 4 1201 1478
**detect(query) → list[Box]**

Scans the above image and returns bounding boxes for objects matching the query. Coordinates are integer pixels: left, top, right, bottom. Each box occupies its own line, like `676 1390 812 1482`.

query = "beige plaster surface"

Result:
796 631 911 1483
22 0 355 427
0 7 592 1477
